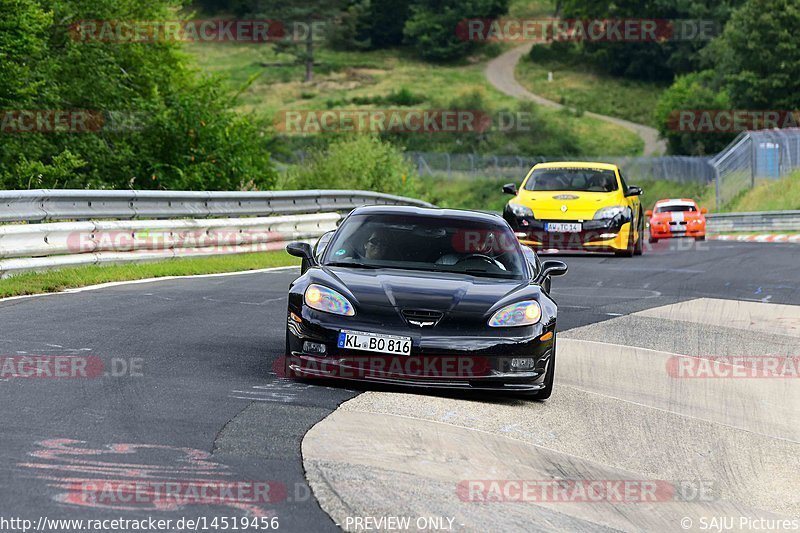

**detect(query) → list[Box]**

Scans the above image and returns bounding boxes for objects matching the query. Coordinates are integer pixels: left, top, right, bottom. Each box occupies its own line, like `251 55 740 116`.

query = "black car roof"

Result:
350 204 503 223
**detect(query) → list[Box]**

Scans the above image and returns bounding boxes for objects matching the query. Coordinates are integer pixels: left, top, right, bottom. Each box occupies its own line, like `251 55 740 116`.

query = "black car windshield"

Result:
322 213 527 279
524 168 619 192
656 205 697 213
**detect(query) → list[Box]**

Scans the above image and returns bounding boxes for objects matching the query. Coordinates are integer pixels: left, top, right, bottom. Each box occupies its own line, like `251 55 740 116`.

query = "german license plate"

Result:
545 222 582 233
338 330 412 355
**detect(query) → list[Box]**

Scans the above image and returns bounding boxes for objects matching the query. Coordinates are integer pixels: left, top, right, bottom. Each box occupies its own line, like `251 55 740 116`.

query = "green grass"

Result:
0 251 299 298
186 41 643 156
509 0 556 17
516 57 667 127
636 179 714 212
720 171 800 212
419 176 510 213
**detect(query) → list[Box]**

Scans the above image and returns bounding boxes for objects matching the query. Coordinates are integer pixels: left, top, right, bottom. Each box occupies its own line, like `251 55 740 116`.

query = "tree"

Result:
556 0 746 82
709 0 800 109
237 0 348 82
0 0 277 190
654 71 733 155
404 0 509 62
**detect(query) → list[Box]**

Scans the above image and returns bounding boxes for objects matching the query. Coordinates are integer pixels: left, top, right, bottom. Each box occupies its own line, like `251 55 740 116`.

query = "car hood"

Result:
310 266 536 317
651 211 704 222
514 189 627 220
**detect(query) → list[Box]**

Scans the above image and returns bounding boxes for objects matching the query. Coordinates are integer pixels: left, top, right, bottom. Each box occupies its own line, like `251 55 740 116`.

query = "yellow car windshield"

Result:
525 168 618 193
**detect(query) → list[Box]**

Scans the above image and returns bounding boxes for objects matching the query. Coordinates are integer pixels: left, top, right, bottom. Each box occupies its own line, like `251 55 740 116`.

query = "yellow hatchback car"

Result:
502 162 645 257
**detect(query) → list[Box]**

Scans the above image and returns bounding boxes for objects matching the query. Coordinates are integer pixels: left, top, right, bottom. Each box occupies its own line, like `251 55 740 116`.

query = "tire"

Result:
529 343 556 400
615 230 635 257
695 236 706 241
633 224 644 256
649 237 658 244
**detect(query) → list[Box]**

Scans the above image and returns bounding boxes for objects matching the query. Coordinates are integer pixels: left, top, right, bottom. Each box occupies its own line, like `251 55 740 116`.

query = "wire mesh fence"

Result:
406 152 716 184
711 129 800 208
275 128 800 210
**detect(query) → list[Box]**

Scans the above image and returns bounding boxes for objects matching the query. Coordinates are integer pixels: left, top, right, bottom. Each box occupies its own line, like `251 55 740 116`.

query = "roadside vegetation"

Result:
522 0 800 157
718 171 800 213
516 54 667 127
0 251 298 298
188 42 644 157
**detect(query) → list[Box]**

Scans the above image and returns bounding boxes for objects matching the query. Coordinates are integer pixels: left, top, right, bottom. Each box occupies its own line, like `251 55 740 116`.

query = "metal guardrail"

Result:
0 189 432 223
706 210 800 233
0 189 433 277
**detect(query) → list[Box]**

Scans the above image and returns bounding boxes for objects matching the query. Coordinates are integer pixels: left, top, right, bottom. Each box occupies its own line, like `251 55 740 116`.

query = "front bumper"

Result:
649 224 705 239
504 209 632 252
284 310 556 394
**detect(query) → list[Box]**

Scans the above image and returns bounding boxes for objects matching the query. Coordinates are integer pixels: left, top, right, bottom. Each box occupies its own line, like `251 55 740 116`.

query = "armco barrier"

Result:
706 211 800 233
0 189 432 222
0 189 433 277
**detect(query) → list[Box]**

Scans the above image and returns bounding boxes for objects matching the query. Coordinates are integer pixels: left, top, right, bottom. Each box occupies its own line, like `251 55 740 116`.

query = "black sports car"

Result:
283 205 567 399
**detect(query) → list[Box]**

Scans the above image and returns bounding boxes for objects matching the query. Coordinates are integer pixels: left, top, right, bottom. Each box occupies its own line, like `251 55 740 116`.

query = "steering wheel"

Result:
455 254 503 269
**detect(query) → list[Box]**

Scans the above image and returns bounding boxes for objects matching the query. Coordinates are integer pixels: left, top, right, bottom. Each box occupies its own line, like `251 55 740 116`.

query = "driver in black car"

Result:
363 231 389 260
436 230 508 271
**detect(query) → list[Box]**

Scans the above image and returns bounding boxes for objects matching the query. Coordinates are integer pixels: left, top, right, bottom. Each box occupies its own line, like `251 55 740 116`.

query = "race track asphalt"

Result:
0 239 797 532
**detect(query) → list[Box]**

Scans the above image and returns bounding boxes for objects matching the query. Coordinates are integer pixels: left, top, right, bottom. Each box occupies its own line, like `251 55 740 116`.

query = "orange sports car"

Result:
646 199 708 243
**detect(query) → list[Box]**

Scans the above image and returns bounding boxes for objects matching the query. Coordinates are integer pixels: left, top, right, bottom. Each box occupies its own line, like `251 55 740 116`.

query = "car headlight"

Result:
508 202 534 218
305 284 355 316
593 205 629 220
488 300 542 327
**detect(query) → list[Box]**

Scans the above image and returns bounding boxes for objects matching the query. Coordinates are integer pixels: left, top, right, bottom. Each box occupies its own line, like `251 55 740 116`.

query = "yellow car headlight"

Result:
508 202 533 218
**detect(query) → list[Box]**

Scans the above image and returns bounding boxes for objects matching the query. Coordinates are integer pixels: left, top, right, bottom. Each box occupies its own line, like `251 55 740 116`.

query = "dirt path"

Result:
485 43 667 156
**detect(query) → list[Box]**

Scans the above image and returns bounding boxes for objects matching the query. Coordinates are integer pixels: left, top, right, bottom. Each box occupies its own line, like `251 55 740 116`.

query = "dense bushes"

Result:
280 136 420 197
654 72 733 155
0 0 276 190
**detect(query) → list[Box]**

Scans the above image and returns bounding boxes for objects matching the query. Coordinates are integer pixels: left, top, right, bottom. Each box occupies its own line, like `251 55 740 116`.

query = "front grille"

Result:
402 309 444 327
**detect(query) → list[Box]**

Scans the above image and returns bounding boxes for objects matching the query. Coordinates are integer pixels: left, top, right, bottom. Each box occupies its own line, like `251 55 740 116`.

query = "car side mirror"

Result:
286 241 314 261
502 183 518 196
701 207 708 214
315 230 335 259
645 210 653 217
625 185 643 197
535 260 568 284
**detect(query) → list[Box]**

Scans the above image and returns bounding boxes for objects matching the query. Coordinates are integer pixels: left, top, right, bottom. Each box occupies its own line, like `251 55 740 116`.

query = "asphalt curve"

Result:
0 240 798 532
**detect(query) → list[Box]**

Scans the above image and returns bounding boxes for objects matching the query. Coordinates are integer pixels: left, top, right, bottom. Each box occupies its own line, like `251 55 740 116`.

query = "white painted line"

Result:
0 265 299 304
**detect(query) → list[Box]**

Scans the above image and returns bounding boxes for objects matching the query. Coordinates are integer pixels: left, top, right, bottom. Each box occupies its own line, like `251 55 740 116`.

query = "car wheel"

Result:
278 331 293 379
633 227 644 256
530 344 556 400
695 236 706 241
615 231 635 257
648 237 658 244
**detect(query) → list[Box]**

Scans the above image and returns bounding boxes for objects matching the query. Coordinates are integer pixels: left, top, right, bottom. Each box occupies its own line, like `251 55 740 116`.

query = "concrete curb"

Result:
710 234 800 243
